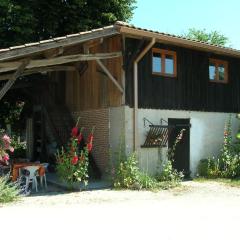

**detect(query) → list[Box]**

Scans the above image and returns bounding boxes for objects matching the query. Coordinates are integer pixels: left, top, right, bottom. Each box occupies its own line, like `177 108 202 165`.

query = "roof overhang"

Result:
116 22 240 59
0 26 119 62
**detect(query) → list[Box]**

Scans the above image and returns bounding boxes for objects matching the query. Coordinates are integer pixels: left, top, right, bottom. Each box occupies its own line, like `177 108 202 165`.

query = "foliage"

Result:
0 175 20 203
197 158 215 177
113 130 184 190
114 151 140 189
56 123 94 188
197 115 240 179
0 100 25 127
0 130 14 165
10 136 26 158
156 129 185 182
182 28 229 46
0 0 136 48
194 177 240 188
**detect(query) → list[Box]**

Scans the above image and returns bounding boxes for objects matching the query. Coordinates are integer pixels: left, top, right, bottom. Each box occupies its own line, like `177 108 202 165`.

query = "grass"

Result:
0 175 20 204
194 177 240 188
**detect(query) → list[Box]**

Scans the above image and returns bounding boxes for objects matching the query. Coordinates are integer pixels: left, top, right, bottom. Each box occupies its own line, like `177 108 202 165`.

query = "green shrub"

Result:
114 152 141 189
197 158 218 177
0 175 20 204
113 152 161 190
156 159 184 182
198 116 240 179
138 172 159 190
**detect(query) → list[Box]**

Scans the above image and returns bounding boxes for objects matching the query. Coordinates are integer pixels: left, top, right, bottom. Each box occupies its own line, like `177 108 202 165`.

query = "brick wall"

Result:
72 108 110 175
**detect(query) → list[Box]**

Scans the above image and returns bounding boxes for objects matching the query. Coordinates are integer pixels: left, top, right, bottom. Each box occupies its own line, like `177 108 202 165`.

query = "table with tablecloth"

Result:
12 163 45 181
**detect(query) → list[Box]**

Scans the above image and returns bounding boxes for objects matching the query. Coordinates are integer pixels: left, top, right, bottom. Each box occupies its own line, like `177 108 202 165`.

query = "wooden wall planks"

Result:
125 38 240 113
64 35 123 112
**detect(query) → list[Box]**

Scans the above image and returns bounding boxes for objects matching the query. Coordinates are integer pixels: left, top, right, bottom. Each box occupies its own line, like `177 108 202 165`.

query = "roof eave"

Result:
0 26 119 62
119 26 240 58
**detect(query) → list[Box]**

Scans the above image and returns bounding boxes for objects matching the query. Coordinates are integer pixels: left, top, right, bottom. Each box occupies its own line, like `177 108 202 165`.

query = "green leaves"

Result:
56 136 89 188
182 28 229 47
0 0 136 48
0 175 20 204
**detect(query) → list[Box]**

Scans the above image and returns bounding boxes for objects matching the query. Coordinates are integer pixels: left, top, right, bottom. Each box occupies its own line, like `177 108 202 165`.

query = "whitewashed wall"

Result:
110 106 239 176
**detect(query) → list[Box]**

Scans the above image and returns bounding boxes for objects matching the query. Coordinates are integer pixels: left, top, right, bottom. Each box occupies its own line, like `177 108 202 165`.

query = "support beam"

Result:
0 65 77 81
0 52 122 73
0 59 29 100
96 59 123 94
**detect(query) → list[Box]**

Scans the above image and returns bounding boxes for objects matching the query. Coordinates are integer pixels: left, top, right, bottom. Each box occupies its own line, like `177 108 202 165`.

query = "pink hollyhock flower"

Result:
71 155 78 165
71 127 79 137
2 134 10 143
9 146 14 153
3 153 9 162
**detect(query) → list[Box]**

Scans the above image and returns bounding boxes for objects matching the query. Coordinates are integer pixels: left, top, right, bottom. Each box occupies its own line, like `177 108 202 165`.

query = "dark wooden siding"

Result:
125 38 240 113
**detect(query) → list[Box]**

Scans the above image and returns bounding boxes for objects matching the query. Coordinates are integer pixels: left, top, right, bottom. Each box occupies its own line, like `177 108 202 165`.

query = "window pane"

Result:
152 52 162 72
218 64 225 81
165 55 174 74
209 63 216 80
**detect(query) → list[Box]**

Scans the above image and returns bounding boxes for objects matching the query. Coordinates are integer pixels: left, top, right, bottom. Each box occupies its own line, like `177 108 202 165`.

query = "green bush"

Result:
197 116 240 179
197 158 217 177
156 159 184 182
0 176 20 204
114 152 141 189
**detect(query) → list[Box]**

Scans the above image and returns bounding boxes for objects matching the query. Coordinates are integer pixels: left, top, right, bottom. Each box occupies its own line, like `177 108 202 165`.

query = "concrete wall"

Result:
123 106 239 176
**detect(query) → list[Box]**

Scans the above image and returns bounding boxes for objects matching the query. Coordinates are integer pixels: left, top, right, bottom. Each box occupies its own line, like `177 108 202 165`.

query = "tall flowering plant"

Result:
56 119 95 187
0 130 14 165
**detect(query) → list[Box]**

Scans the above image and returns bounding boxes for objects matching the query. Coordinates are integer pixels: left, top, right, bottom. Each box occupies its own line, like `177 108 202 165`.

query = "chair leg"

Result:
34 177 38 192
44 175 47 189
40 176 43 188
25 177 30 194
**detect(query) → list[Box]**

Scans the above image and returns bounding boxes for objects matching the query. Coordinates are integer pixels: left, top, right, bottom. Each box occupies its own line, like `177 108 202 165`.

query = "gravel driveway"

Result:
1 181 240 240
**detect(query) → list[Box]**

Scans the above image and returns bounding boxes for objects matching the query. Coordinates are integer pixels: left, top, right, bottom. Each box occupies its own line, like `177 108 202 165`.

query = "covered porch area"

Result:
0 26 125 191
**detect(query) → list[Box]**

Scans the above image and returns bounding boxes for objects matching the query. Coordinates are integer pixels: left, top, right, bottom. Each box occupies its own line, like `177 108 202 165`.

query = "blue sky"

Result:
131 0 240 49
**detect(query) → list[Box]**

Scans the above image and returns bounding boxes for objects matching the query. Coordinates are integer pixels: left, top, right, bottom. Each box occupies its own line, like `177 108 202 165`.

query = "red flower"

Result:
87 133 93 143
71 155 78 165
87 143 93 152
78 133 83 144
86 133 94 152
71 127 79 137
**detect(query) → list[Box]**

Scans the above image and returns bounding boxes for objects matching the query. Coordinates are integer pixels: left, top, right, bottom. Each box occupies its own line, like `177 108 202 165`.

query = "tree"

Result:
0 0 136 48
182 28 229 46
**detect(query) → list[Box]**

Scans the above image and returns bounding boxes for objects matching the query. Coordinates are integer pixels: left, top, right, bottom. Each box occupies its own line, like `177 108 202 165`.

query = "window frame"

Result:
209 58 228 84
152 48 177 77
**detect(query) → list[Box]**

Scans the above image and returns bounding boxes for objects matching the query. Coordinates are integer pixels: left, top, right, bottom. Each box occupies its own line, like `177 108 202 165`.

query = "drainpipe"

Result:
133 38 156 151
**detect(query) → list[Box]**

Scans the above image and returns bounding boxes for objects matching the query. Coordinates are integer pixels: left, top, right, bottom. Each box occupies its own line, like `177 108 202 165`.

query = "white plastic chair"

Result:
21 166 40 193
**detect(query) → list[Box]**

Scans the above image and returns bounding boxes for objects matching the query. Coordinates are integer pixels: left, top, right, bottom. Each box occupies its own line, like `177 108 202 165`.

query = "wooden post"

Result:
0 59 29 100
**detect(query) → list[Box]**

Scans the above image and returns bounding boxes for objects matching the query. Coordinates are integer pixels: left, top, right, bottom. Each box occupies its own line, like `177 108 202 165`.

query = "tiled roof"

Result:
0 21 240 60
0 25 117 55
115 21 240 54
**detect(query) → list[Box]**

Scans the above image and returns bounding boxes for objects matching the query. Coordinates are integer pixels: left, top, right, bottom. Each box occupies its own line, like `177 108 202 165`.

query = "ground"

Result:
1 180 240 240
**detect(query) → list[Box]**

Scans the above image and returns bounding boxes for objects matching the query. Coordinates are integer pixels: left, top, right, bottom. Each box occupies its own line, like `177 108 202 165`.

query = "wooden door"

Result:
168 118 190 177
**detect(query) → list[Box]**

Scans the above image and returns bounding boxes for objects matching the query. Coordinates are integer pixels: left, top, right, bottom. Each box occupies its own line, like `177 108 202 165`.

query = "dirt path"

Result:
1 181 240 240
